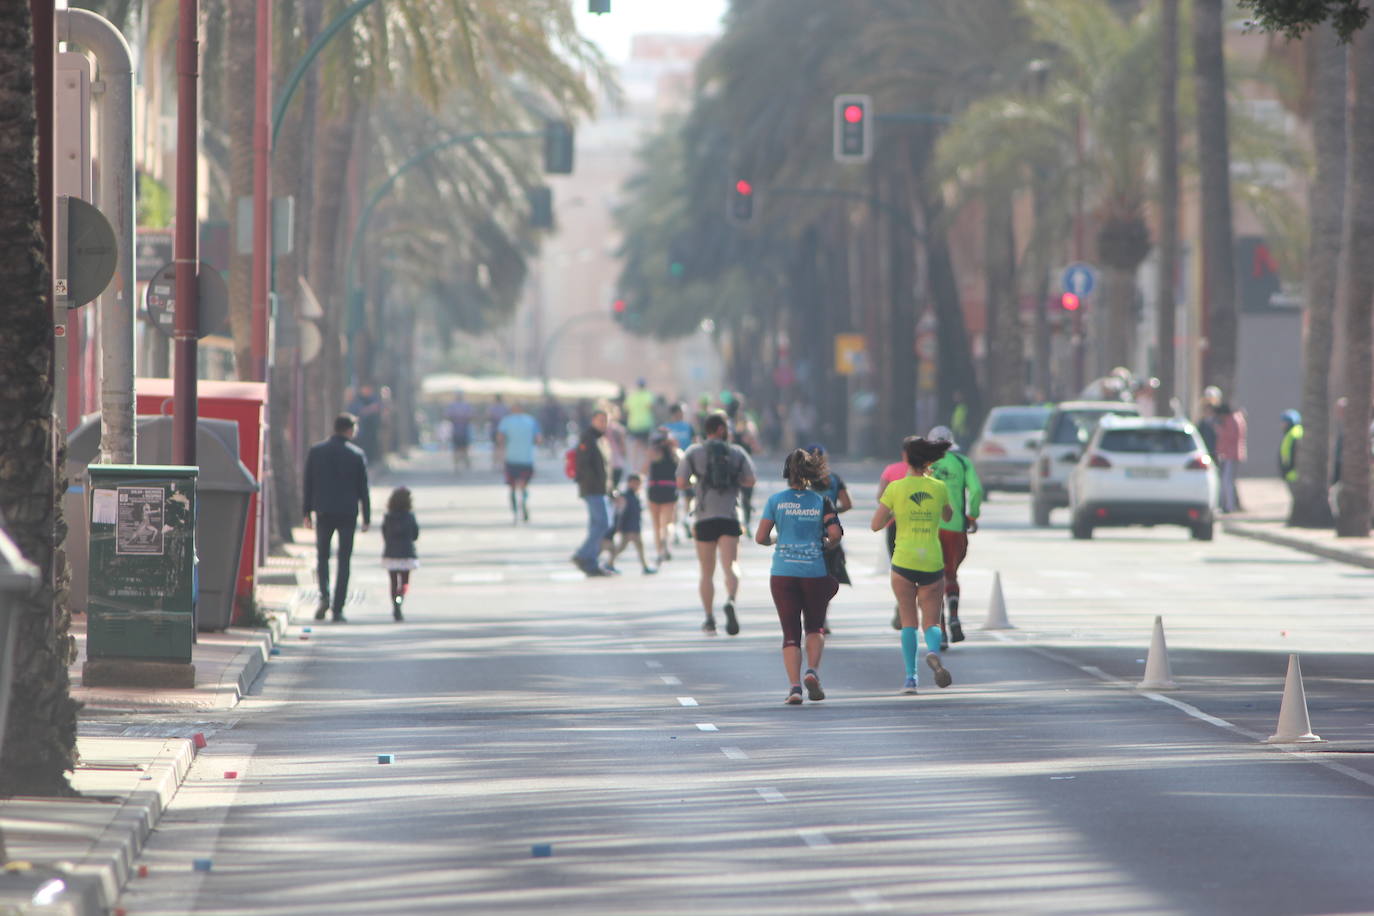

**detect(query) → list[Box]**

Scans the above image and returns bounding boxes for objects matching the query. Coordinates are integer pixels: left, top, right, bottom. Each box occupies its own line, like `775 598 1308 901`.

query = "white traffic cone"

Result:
1265 654 1322 744
981 572 1014 630
1136 616 1177 690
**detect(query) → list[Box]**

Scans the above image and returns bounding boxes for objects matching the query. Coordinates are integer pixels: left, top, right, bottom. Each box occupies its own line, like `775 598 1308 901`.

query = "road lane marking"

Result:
721 747 748 760
677 697 698 707
660 675 683 686
450 572 504 584
644 661 663 668
696 723 718 732
849 889 887 911
798 829 831 848
755 787 786 803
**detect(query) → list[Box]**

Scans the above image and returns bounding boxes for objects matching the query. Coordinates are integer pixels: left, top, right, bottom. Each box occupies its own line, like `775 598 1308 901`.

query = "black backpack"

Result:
701 440 740 490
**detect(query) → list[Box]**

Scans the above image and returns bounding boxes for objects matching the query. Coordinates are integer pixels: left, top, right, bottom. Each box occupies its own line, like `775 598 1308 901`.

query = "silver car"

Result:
970 405 1051 493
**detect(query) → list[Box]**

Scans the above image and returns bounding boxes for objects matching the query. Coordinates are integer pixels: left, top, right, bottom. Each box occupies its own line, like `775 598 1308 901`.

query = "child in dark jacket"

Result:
381 487 419 621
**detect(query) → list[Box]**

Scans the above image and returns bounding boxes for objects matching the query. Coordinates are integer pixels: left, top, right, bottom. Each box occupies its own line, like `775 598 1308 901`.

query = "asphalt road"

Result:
119 451 1374 916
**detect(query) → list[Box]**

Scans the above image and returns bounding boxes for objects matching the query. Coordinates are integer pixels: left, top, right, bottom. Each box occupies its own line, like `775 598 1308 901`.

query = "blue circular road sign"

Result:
1061 262 1098 297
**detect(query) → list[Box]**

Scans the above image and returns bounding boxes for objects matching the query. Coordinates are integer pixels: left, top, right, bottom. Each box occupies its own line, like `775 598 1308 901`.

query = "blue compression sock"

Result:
900 627 919 678
925 626 943 655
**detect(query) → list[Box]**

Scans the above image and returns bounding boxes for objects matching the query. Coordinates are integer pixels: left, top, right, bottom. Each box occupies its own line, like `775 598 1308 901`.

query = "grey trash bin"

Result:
67 415 258 631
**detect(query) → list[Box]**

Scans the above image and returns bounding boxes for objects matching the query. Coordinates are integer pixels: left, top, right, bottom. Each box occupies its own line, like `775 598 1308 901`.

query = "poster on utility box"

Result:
115 486 165 556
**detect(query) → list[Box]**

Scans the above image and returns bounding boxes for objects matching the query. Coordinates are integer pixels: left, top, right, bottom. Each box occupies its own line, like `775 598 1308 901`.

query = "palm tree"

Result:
1154 0 1179 415
1335 25 1374 537
1290 23 1345 528
1193 0 1239 397
0 0 79 799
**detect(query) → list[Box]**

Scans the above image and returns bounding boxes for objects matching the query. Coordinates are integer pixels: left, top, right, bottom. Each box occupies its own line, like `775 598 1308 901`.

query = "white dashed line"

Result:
644 661 663 669
660 675 683 686
798 829 832 848
721 747 748 760
696 723 718 732
755 787 786 803
849 889 887 911
449 572 504 584
677 697 698 707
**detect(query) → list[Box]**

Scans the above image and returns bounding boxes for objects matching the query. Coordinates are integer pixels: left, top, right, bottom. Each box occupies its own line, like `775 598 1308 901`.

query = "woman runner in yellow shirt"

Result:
871 436 955 694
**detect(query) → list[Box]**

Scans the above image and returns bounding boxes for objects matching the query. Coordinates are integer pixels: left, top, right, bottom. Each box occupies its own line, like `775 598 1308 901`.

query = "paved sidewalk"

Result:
0 549 314 914
1222 477 1374 570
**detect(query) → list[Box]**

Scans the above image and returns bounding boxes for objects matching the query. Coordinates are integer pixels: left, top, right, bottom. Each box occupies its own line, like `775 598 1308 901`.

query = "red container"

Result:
137 378 267 624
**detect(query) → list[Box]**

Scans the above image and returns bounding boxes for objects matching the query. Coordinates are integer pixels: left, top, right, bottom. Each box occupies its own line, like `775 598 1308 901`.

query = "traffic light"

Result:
833 94 873 163
528 185 553 229
668 236 690 283
612 297 627 319
728 179 754 224
1060 291 1081 312
544 120 574 174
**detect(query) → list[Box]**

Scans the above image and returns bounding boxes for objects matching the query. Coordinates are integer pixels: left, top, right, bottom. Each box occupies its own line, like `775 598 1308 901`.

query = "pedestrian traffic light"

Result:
528 185 553 229
1060 291 1081 312
729 179 754 224
833 94 873 164
544 120 574 174
612 298 627 318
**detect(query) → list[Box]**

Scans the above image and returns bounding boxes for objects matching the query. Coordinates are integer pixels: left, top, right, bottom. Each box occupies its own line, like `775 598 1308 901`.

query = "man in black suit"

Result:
304 413 371 621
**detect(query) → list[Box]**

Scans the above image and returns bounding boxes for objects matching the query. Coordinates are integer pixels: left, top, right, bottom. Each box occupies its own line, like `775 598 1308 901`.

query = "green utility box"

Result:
86 465 197 664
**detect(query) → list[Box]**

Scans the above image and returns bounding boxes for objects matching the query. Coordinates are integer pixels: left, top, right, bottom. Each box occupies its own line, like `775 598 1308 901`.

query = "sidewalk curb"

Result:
1222 520 1374 570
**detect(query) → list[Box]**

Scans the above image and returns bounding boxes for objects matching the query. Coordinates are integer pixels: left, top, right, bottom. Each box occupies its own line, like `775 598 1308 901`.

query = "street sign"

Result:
63 196 117 308
1061 262 1098 298
144 260 230 340
834 333 867 376
136 229 173 282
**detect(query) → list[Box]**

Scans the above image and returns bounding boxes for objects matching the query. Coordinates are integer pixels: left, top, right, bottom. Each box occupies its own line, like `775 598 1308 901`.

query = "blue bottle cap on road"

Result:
531 844 552 858
192 859 213 872
378 754 394 764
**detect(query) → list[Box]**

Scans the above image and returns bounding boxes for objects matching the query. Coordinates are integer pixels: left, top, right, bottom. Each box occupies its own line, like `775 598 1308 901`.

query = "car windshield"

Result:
1099 428 1196 454
1049 409 1135 445
990 409 1050 434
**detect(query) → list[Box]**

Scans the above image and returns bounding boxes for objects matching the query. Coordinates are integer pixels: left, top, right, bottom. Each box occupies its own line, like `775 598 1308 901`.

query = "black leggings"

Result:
388 570 410 600
770 575 839 648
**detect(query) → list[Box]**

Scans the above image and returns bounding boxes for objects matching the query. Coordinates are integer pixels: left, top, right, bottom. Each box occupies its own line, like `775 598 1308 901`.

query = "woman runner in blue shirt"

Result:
755 449 843 705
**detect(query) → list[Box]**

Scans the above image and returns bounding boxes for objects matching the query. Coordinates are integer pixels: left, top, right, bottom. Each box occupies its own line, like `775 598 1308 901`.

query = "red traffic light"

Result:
844 104 864 124
735 179 753 196
1060 292 1081 312
612 298 626 314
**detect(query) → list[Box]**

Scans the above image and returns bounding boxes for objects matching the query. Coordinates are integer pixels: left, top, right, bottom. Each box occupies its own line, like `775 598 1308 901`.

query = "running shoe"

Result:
723 599 740 636
926 653 953 688
949 617 965 643
803 669 825 701
701 616 717 635
784 686 804 705
392 597 404 622
900 677 918 695
642 566 657 575
314 602 328 621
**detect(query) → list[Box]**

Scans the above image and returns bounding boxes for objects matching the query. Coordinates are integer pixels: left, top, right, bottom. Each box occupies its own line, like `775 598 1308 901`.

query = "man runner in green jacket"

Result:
928 426 983 646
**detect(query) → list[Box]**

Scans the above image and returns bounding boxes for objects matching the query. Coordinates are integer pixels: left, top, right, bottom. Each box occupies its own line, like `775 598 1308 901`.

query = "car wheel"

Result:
1071 515 1093 540
1032 498 1051 528
1192 521 1214 541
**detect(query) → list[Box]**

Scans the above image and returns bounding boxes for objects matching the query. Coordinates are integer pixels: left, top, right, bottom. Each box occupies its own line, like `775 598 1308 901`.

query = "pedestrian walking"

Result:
927 426 983 646
496 401 542 524
303 413 372 623
444 391 475 472
646 434 681 565
1215 399 1248 513
572 409 615 577
381 487 419 622
1279 409 1303 505
664 402 695 450
346 384 383 465
676 411 757 635
870 436 955 694
755 449 843 705
608 474 656 575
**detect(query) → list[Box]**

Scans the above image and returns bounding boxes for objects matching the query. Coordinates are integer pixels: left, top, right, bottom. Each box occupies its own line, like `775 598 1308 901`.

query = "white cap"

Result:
928 425 955 444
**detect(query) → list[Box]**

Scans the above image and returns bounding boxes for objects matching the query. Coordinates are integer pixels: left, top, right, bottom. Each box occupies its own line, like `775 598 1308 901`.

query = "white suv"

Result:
1030 401 1140 526
1066 416 1219 540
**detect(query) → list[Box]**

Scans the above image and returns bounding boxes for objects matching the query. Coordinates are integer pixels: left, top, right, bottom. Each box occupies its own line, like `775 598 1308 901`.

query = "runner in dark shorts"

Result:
505 463 534 487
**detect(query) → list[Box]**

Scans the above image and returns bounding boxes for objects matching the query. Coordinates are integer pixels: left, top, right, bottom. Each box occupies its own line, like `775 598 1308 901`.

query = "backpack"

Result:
701 440 740 491
564 447 579 480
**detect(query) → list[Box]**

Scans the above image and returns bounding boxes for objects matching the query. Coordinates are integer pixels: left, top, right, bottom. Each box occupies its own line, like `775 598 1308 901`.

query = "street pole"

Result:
250 0 272 381
173 0 199 466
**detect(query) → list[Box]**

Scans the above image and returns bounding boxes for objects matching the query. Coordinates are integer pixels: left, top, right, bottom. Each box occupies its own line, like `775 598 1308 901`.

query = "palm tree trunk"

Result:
1102 265 1136 373
1335 28 1374 538
1291 23 1345 529
922 192 983 433
224 0 255 376
0 2 78 799
983 192 1021 407
1193 0 1238 396
1155 0 1179 415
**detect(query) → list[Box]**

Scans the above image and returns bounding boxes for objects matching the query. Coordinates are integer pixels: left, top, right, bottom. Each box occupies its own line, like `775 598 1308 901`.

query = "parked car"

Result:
971 405 1052 493
1066 415 1218 540
1030 400 1140 526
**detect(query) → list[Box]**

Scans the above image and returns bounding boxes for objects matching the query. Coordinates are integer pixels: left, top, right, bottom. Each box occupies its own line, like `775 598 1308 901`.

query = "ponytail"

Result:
783 448 828 490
